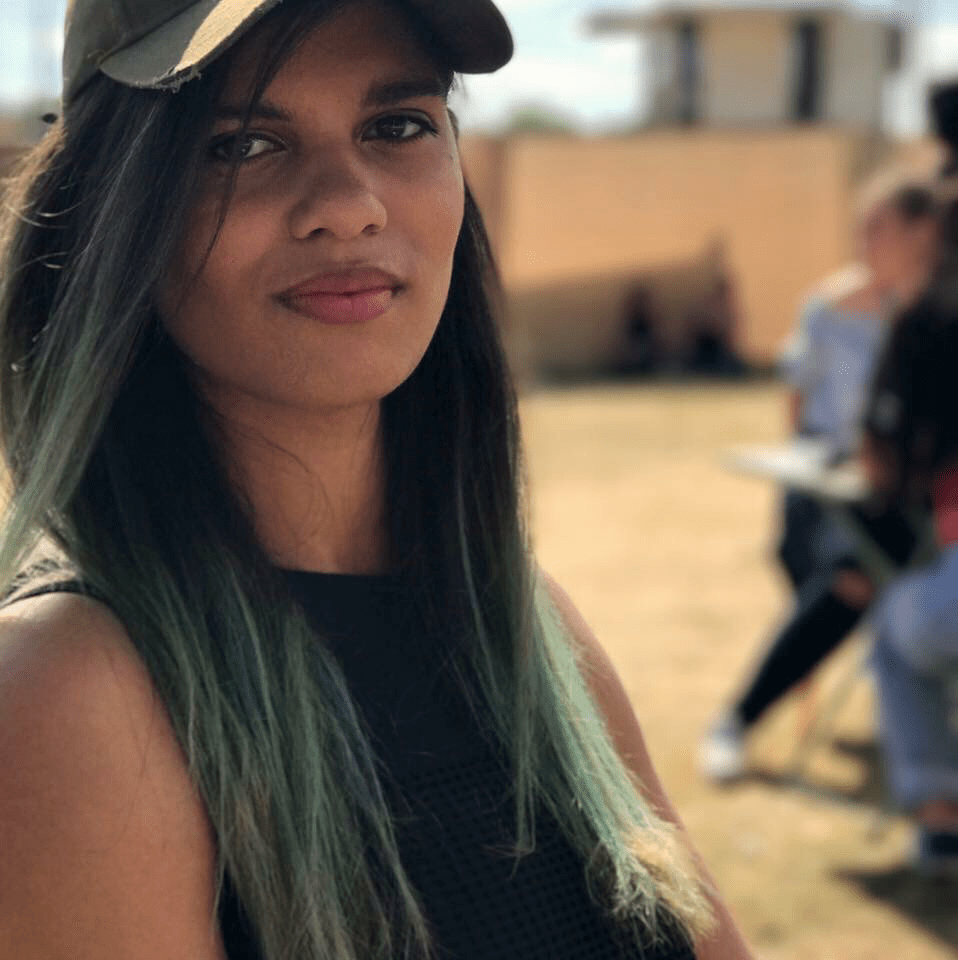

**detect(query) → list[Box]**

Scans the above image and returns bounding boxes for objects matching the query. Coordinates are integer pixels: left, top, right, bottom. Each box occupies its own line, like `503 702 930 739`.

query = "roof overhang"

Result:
587 1 906 34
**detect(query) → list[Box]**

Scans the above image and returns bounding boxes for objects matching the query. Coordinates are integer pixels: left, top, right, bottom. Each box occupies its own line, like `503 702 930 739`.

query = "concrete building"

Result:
589 1 907 131
454 2 925 380
461 129 906 377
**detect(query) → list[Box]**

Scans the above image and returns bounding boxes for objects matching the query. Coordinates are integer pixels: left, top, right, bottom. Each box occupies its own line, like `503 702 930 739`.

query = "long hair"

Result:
866 289 958 503
0 2 712 958
865 188 958 502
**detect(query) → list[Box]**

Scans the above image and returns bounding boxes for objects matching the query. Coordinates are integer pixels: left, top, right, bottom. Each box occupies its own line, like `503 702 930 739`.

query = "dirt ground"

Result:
519 380 957 960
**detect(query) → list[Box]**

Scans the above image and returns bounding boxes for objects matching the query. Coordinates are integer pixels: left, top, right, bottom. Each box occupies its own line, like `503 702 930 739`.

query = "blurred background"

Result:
3 1 958 957
0 0 954 379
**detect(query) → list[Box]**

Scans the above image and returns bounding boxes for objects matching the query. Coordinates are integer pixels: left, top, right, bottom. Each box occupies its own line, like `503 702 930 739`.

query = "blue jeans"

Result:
871 545 958 810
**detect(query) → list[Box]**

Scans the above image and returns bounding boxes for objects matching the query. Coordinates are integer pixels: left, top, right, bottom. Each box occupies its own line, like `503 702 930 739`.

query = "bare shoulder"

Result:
0 591 158 730
540 571 631 701
538 571 675 809
0 593 176 813
0 593 223 960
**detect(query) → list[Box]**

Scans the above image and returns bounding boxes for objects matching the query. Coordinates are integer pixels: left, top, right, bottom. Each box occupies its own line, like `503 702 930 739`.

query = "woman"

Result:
701 174 938 783
0 1 754 958
863 266 958 876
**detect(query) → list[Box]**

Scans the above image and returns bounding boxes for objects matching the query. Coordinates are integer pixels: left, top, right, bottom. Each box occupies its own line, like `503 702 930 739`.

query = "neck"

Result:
209 390 388 575
933 465 958 547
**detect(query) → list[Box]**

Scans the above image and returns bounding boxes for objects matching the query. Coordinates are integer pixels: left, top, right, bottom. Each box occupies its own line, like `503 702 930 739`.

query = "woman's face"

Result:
158 0 465 416
860 203 935 293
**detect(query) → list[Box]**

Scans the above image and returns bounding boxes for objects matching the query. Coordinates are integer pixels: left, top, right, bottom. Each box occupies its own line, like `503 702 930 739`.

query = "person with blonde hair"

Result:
0 1 754 958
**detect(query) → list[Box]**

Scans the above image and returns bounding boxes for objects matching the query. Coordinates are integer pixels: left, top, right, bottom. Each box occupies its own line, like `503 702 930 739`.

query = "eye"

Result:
365 114 437 143
208 132 281 163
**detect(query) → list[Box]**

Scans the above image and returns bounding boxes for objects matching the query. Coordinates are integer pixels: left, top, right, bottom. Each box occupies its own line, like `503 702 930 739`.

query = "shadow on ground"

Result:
745 735 958 950
742 735 890 811
833 866 958 951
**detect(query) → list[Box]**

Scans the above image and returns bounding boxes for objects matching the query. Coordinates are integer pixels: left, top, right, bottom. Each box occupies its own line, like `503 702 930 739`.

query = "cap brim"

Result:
407 0 513 73
99 0 513 92
100 0 283 92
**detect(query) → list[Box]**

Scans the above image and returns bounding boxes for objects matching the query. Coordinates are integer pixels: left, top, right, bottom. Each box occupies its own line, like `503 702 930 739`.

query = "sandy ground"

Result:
519 380 957 960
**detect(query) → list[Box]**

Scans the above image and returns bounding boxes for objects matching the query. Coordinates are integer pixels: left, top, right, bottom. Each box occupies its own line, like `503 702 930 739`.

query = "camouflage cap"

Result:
62 0 513 105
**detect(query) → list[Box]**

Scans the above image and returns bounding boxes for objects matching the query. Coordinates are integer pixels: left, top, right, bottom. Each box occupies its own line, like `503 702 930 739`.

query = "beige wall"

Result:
703 14 791 127
893 136 946 177
824 16 888 131
463 129 864 374
457 136 509 253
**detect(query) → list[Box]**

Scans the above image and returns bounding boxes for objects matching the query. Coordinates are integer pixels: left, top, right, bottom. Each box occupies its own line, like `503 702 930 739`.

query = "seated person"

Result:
701 173 939 782
863 280 958 875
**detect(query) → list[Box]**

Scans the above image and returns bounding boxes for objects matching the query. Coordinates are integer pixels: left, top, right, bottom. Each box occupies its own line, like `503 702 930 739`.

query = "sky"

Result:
4 0 958 137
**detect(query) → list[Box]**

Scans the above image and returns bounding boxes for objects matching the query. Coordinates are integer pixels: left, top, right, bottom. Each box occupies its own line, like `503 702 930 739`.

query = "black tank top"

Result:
8 571 695 960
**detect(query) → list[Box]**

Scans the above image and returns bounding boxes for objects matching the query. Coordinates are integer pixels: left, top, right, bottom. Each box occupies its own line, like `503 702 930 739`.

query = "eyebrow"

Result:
362 76 449 108
214 76 449 123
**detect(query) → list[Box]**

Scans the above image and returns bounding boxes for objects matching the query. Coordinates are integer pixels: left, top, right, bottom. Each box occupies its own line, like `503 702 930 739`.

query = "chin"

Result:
297 356 428 412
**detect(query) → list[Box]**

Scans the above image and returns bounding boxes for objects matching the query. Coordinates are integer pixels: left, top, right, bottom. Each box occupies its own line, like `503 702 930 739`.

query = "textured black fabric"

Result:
2 572 695 959
221 570 694 960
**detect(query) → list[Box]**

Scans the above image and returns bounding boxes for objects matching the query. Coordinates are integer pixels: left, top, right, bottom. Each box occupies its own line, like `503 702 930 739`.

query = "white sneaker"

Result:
699 711 747 784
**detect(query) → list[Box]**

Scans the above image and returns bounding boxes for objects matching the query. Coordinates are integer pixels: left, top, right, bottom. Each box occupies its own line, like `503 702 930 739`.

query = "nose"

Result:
288 149 388 241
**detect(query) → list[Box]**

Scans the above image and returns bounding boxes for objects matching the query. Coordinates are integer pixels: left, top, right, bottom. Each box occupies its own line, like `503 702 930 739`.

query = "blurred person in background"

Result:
860 71 958 878
0 0 756 958
701 173 939 783
863 251 958 877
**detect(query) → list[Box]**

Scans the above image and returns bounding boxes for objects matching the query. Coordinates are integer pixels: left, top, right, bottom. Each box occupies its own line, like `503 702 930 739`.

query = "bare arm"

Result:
543 574 756 960
0 593 225 960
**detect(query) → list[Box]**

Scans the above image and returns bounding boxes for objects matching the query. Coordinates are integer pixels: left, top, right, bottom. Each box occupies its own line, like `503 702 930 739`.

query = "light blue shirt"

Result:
781 296 891 458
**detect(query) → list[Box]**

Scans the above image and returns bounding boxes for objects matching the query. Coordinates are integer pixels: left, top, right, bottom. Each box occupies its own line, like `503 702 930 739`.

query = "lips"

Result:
279 267 403 325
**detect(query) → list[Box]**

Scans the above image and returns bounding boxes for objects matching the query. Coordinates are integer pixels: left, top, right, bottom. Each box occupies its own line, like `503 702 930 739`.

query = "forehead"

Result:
221 0 444 104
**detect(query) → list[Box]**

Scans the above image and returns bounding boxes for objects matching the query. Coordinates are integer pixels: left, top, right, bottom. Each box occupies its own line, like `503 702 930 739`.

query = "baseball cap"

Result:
63 0 514 106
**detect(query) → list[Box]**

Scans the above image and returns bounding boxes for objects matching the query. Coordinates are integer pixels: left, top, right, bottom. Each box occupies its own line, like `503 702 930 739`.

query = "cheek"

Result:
864 233 891 266
902 229 928 262
157 193 274 346
156 195 224 328
414 163 465 297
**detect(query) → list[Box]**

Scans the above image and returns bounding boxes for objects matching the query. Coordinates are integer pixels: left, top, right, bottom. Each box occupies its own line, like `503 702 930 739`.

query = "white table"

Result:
723 439 931 586
724 438 868 504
